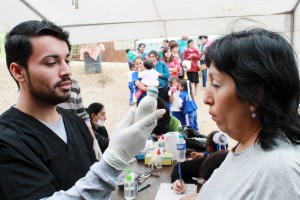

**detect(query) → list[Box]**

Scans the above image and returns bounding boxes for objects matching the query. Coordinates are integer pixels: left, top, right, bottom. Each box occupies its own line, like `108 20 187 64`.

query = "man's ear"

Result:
9 63 26 83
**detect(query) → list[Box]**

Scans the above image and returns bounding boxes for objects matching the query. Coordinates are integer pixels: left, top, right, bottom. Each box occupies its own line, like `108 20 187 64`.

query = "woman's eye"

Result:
211 82 220 88
46 62 56 66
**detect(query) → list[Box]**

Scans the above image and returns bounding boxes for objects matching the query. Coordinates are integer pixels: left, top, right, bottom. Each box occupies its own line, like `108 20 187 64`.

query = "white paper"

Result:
155 183 197 200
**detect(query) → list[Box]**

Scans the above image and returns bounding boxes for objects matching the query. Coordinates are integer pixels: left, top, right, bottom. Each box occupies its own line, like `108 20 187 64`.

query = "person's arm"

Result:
133 72 147 92
47 109 165 199
160 63 170 80
169 90 174 103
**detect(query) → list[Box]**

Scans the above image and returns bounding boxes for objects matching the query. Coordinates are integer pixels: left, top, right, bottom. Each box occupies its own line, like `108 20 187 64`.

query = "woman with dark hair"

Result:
183 39 201 96
196 28 300 199
136 43 147 59
151 97 180 141
148 50 170 106
162 47 181 77
87 102 109 153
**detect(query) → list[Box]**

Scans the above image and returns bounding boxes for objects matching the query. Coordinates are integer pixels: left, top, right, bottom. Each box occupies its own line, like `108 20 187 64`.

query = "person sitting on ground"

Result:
87 102 109 153
171 131 229 195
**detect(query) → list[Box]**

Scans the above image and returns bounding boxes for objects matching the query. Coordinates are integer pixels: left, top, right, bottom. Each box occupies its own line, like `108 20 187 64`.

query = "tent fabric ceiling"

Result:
0 0 298 44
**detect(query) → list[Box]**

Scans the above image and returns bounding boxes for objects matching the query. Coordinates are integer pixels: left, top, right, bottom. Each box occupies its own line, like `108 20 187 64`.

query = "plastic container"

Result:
155 148 163 169
133 87 158 123
124 170 136 200
176 134 186 162
158 134 165 152
165 132 179 160
84 54 102 74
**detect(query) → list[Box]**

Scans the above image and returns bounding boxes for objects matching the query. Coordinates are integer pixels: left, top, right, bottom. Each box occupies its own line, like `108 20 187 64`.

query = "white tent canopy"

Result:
0 0 300 64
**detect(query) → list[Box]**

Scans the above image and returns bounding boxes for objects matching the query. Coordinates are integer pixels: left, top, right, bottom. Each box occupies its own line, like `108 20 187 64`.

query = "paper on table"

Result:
155 183 197 200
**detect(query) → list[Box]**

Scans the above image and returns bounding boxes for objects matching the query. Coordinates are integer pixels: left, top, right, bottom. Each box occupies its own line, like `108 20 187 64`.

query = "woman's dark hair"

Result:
134 56 144 62
162 47 174 63
157 97 171 122
187 39 194 45
5 20 71 88
169 41 179 50
148 50 159 60
205 28 300 150
137 43 145 51
87 102 104 117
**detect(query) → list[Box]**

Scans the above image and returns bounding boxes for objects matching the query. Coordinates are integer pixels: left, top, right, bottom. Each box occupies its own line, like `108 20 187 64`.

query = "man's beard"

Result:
27 72 71 105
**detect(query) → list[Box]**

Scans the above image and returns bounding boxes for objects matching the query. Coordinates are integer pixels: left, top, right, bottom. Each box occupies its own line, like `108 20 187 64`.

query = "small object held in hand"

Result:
170 86 177 92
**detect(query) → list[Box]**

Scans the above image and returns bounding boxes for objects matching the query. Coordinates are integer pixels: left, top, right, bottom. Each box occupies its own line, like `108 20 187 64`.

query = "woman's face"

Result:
164 49 171 58
203 63 253 142
171 46 179 54
139 45 145 52
96 108 106 121
188 42 194 48
134 58 143 70
148 53 158 63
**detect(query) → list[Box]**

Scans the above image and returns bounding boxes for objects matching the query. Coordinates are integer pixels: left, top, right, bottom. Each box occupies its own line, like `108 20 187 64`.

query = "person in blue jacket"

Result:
178 79 199 131
148 50 170 108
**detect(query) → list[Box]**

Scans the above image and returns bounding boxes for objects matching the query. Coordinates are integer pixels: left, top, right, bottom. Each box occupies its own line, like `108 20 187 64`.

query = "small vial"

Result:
124 170 136 200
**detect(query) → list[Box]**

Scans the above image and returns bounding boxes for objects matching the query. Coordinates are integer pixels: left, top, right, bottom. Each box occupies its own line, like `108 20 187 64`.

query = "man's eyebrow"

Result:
42 53 71 60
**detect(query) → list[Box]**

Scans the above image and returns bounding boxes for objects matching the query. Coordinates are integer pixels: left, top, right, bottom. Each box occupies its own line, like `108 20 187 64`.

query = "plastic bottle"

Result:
176 134 186 162
155 148 163 169
124 169 136 200
158 134 165 152
133 87 158 123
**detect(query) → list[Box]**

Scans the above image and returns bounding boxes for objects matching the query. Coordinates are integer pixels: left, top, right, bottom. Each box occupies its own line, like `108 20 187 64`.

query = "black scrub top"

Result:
0 107 97 200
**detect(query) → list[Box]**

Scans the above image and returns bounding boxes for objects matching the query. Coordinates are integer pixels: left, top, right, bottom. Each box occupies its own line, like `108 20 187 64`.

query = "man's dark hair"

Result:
5 20 71 87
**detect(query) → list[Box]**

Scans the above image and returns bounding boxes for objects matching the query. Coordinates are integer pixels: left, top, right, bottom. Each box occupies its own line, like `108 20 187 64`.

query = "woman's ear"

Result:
9 63 26 83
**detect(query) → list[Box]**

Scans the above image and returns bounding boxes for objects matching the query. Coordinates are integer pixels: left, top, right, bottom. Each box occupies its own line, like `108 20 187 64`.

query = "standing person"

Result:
148 50 170 106
159 39 170 58
162 47 181 77
58 79 102 160
168 76 185 124
136 43 147 59
178 80 199 131
133 60 159 104
0 20 165 199
199 35 210 88
170 42 185 80
177 36 189 58
127 62 136 106
184 39 201 96
87 102 109 153
198 28 300 199
132 56 147 105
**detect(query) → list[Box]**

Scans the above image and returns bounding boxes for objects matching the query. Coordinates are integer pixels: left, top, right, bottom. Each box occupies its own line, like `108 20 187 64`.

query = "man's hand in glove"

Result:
103 109 165 170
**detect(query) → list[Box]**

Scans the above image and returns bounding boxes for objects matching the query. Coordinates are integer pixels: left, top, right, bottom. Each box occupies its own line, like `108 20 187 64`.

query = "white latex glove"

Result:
93 139 102 160
103 108 166 170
